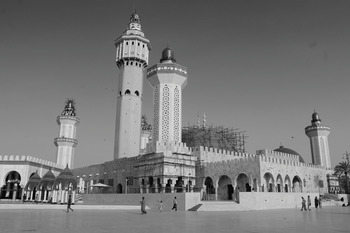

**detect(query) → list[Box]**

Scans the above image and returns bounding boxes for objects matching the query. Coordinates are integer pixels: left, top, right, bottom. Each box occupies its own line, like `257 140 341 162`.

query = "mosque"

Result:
0 12 339 208
72 12 334 200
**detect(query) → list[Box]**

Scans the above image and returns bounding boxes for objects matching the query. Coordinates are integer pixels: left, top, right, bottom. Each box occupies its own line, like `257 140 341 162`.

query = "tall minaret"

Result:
147 48 188 143
305 112 331 169
114 11 151 159
54 99 79 169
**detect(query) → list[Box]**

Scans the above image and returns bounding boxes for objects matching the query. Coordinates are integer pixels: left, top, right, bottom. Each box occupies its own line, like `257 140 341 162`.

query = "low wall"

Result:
80 193 200 211
239 192 320 210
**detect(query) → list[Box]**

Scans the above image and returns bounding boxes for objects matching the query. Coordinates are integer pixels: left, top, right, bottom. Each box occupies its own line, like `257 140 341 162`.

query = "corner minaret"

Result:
114 11 151 159
147 47 188 143
305 112 331 169
54 99 79 169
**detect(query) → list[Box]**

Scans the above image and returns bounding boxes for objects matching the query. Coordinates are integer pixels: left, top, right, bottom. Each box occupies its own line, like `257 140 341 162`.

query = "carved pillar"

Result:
171 184 175 193
139 185 143 194
145 185 149 193
154 183 158 193
214 185 218 201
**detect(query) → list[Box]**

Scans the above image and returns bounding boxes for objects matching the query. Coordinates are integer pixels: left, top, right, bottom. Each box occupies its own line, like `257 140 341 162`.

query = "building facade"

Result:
72 12 333 202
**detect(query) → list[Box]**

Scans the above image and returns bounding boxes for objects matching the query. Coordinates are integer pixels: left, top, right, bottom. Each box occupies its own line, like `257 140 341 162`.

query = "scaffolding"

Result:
182 125 247 153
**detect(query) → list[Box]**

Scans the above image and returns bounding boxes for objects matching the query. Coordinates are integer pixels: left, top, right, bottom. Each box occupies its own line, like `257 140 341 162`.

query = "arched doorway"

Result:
1 171 22 200
284 175 291 192
263 172 275 192
203 177 215 200
165 179 172 193
276 174 283 192
218 175 233 200
292 176 302 192
237 173 250 192
148 177 154 193
175 177 184 193
116 184 123 193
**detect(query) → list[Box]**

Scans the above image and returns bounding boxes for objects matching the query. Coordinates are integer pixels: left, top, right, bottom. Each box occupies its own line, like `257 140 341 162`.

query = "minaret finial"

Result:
203 112 206 128
196 113 200 128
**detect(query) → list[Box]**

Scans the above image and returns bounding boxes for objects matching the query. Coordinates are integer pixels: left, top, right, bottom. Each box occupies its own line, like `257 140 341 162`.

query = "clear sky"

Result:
1 0 349 168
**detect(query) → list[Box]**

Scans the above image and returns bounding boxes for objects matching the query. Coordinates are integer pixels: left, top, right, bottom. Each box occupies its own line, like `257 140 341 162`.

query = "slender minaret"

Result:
305 111 331 169
54 99 79 168
114 11 151 159
147 47 188 143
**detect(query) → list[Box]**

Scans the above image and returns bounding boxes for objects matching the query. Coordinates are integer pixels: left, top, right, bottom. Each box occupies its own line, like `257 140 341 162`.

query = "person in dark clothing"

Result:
67 195 73 213
171 197 177 211
140 197 147 214
314 196 319 209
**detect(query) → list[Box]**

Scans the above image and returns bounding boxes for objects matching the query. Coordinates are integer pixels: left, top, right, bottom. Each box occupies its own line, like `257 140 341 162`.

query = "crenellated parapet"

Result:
194 146 256 163
0 155 64 169
146 140 192 154
258 155 323 169
256 149 300 162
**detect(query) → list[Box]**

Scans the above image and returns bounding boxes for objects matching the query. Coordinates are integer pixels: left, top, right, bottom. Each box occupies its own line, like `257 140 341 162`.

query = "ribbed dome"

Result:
38 169 56 190
274 146 305 163
54 165 77 190
160 47 176 63
24 173 41 191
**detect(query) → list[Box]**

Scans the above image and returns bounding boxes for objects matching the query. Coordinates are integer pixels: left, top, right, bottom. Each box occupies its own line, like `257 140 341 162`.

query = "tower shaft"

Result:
54 100 79 169
147 48 188 144
305 112 331 169
114 12 151 159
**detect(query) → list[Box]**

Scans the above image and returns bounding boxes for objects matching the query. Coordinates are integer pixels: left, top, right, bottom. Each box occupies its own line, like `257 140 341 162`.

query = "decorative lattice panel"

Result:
174 86 180 141
153 86 159 141
161 85 170 140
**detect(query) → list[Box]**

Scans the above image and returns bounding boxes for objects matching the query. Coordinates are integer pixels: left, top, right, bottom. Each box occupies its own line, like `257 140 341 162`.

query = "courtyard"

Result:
0 205 349 233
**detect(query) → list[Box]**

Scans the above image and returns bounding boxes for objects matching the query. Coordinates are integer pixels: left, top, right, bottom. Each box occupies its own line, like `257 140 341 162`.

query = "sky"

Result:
1 0 350 168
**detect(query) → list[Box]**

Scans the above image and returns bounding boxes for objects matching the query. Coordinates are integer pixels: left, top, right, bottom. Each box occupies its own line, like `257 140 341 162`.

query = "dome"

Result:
311 111 321 124
38 169 56 190
24 173 41 191
160 47 176 63
274 146 305 163
54 165 77 190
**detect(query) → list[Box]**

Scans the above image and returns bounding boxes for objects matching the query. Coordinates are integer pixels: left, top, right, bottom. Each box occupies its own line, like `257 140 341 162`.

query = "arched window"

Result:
135 91 139 96
125 90 130 95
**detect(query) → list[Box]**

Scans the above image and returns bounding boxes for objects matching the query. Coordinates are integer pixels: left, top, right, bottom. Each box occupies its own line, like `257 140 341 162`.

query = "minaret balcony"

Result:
54 137 78 146
147 63 188 77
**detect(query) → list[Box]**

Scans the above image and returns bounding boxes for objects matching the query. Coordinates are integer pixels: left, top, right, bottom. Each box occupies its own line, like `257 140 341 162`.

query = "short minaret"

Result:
147 48 188 143
54 99 79 169
114 11 151 159
305 112 331 169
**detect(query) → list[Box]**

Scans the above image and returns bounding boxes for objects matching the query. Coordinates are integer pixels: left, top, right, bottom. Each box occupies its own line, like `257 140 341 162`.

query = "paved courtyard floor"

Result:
1 205 349 233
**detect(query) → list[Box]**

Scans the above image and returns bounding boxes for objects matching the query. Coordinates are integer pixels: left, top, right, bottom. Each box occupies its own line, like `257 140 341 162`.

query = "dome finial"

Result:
311 111 321 125
160 46 176 63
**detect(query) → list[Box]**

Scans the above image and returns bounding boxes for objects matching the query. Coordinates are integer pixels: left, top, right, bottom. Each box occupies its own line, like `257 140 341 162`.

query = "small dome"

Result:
274 146 305 163
54 165 77 190
160 47 176 63
25 173 42 191
38 169 56 189
312 112 321 123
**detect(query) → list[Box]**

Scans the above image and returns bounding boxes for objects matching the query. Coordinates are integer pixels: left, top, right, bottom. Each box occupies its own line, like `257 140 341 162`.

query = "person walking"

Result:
67 195 73 213
301 197 307 211
171 196 177 211
314 196 319 209
140 197 147 214
23 193 26 203
159 200 163 212
307 195 312 211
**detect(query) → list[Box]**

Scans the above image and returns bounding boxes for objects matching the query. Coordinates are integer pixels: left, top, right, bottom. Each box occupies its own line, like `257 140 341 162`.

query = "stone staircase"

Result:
193 201 247 211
